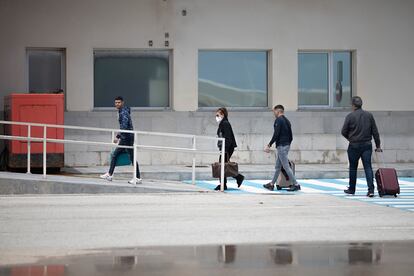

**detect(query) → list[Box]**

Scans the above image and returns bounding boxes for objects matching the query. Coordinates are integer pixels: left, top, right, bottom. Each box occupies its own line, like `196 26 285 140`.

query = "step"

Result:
0 172 208 195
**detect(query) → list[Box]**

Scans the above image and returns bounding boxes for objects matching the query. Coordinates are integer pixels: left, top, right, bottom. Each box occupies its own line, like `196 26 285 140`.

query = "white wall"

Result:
1 0 414 111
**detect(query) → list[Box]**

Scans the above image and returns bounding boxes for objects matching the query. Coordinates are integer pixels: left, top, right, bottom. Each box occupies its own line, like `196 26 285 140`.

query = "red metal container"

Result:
4 93 64 169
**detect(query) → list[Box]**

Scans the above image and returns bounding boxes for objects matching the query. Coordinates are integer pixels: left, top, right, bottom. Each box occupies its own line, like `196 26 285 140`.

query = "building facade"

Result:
1 0 413 166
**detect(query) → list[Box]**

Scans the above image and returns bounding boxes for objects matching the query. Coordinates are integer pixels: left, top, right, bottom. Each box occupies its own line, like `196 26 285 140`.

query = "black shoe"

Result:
263 183 274 191
287 185 300 192
236 175 244 188
214 184 227 191
344 189 355 195
366 191 374 197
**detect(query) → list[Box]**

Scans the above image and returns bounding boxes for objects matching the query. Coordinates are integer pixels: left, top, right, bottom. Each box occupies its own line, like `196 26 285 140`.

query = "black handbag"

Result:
211 162 239 178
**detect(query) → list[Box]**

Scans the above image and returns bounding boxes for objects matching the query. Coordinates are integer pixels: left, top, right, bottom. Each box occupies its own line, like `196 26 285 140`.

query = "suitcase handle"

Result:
374 151 386 169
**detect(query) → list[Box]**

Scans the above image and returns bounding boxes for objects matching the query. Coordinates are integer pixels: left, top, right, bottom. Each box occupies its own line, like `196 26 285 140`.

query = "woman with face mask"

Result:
215 107 245 190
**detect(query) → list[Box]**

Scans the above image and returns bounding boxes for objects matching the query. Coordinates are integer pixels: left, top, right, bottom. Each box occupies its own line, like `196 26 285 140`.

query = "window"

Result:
198 51 268 108
298 51 353 108
27 48 65 93
94 50 170 108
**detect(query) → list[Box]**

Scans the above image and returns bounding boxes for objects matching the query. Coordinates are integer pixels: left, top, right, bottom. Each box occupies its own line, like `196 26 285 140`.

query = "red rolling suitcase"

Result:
375 152 400 197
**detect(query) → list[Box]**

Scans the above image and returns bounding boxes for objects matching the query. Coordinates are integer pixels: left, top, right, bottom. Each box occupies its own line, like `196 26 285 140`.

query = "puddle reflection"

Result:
1 242 413 276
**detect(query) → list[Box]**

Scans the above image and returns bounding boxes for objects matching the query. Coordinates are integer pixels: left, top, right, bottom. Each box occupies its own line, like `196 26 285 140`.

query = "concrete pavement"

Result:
1 192 414 265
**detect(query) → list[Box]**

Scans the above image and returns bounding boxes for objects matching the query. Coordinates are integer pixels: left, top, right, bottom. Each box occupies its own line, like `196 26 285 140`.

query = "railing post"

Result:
111 131 115 143
192 136 196 185
220 138 225 192
133 132 138 185
27 125 31 174
43 126 47 178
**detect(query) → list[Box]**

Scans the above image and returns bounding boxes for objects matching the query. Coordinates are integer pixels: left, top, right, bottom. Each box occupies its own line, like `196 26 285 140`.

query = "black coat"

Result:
268 115 293 147
217 118 237 153
341 108 381 148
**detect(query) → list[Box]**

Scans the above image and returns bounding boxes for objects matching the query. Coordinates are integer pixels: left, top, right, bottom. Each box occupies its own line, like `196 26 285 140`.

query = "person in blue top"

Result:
263 105 300 192
100 96 142 184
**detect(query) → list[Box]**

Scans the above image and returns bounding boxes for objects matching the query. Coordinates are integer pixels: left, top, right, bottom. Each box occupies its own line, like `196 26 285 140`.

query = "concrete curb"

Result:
0 172 209 195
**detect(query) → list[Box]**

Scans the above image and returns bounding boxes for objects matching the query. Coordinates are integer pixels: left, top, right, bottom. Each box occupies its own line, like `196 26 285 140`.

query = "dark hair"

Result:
352 96 363 108
114 96 124 101
273 105 285 111
216 107 228 118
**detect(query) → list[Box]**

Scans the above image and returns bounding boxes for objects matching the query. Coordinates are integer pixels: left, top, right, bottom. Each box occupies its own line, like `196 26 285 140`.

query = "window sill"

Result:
297 106 352 112
92 107 172 112
197 107 271 112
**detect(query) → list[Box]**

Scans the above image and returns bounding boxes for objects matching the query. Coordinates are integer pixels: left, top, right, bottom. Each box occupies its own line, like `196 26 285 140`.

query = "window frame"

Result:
26 47 66 95
197 49 271 111
298 50 355 110
92 48 173 111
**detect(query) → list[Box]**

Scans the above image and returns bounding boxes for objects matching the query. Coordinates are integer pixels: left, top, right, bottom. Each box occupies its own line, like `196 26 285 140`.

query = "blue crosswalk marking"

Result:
186 177 414 212
316 178 367 189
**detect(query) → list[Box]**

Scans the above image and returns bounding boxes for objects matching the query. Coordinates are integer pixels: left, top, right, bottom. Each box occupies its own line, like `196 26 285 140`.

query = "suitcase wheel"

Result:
276 185 282 190
394 194 398 198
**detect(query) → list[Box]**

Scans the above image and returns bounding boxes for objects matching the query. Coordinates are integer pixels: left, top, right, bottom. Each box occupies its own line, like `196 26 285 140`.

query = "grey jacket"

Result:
341 108 381 148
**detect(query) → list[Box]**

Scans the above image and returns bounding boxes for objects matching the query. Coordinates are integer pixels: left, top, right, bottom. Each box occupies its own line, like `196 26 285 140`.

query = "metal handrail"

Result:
0 120 226 191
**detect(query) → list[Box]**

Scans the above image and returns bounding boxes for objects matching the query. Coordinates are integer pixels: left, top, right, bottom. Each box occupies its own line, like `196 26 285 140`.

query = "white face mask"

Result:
216 116 223 123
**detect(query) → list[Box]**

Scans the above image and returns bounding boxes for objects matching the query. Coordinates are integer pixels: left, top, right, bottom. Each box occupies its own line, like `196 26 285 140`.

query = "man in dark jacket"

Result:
263 105 300 192
342 96 381 197
100 96 141 184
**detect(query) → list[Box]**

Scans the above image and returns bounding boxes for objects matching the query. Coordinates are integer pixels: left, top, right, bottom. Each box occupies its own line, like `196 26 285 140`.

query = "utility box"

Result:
4 93 64 169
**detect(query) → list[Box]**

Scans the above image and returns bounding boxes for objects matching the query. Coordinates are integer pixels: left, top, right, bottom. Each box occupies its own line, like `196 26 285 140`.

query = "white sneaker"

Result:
128 178 142 185
100 173 113 181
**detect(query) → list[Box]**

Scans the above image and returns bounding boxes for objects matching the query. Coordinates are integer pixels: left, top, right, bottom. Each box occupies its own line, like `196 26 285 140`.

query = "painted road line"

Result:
236 181 281 194
297 181 338 193
334 178 371 185
330 194 414 198
355 197 414 201
336 178 408 188
357 179 414 187
225 182 253 194
247 180 326 193
242 181 292 194
371 201 414 205
199 180 249 194
185 178 414 197
318 179 367 189
195 181 219 190
389 196 414 199
248 180 272 185
191 180 248 194
392 205 414 208
301 179 350 190
242 180 304 194
297 180 340 192
298 186 332 193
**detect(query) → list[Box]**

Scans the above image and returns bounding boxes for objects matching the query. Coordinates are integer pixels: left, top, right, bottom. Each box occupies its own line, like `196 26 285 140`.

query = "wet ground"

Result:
1 242 413 276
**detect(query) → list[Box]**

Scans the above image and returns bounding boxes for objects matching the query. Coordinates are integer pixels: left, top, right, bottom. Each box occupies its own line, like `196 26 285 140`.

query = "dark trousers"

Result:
347 143 374 192
218 148 243 185
109 139 141 178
